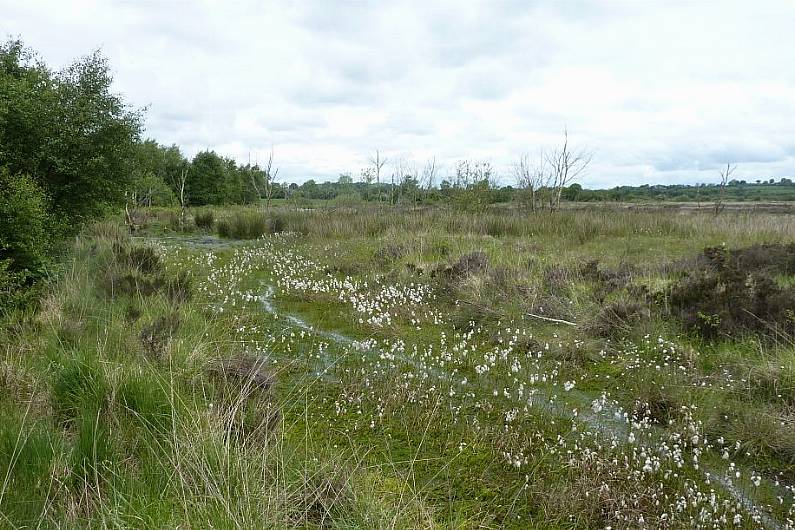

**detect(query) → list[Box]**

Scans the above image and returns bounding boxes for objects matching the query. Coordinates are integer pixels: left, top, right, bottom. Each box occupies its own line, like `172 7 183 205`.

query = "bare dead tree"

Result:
178 167 188 230
124 190 137 232
545 128 592 211
420 157 437 204
263 148 279 212
513 153 545 212
715 163 736 215
369 149 387 186
249 164 262 206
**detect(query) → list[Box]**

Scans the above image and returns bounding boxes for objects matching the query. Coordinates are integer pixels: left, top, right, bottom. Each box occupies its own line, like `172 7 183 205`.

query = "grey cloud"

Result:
650 143 787 173
3 0 795 186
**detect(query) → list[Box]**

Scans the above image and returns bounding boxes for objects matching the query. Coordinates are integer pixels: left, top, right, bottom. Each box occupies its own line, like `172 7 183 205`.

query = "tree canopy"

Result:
1 39 143 226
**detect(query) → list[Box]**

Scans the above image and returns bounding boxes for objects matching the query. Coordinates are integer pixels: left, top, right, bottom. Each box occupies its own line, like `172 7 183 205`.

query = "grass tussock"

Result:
217 211 268 239
193 209 215 230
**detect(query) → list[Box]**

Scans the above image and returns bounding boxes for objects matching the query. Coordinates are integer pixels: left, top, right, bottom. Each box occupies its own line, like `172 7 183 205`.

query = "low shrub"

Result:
0 260 39 314
543 264 578 294
374 243 406 264
164 271 193 304
208 353 280 442
667 244 795 341
122 244 162 274
0 170 51 277
431 251 489 282
584 300 648 339
139 312 181 359
580 259 637 299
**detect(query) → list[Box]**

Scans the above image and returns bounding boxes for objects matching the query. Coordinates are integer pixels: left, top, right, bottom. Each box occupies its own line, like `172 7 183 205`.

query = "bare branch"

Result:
513 153 545 212
263 146 279 211
368 149 387 185
715 162 736 215
545 128 592 211
421 157 437 190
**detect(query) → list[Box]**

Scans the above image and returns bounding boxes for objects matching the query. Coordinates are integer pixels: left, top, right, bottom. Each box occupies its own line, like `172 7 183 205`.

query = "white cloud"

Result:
2 0 794 186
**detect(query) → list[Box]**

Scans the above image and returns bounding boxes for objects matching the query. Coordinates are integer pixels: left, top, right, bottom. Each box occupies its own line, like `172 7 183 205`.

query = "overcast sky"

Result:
3 1 794 187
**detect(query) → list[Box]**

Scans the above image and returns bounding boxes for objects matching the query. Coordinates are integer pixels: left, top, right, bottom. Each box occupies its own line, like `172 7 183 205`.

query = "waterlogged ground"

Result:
149 232 795 529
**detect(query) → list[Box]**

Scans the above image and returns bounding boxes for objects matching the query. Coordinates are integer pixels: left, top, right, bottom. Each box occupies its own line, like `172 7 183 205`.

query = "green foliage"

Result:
71 403 115 485
0 414 61 524
0 259 33 312
0 38 143 310
186 151 228 205
183 151 263 206
0 169 50 275
329 191 363 207
667 244 795 341
0 39 143 225
132 139 186 197
118 375 173 435
0 170 51 311
130 171 177 206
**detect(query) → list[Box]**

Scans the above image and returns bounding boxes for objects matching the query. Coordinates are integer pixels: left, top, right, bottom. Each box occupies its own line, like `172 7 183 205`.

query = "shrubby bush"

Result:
0 170 50 275
667 244 795 341
1 39 142 311
0 170 51 312
1 40 142 226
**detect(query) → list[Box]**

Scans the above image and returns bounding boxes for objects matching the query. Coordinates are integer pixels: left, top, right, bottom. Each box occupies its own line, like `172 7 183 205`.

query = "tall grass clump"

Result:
52 355 109 424
0 415 62 524
194 210 215 230
217 211 268 239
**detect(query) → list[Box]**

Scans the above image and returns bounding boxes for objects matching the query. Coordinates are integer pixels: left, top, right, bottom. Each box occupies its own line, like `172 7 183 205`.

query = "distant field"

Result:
2 205 795 528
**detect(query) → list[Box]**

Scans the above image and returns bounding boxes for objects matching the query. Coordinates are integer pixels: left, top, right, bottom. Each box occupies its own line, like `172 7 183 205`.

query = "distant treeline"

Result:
268 177 795 206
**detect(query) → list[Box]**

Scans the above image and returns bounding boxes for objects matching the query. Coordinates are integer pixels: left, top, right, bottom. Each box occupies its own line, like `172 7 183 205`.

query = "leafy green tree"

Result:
186 151 228 205
132 140 188 196
561 183 583 201
129 171 177 206
0 40 143 226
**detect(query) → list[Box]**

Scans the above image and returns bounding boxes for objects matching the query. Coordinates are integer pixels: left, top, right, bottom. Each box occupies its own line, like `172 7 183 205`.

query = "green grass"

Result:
2 205 795 528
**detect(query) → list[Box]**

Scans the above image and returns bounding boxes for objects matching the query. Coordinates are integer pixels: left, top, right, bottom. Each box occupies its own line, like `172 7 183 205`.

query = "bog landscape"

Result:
2 11 795 530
